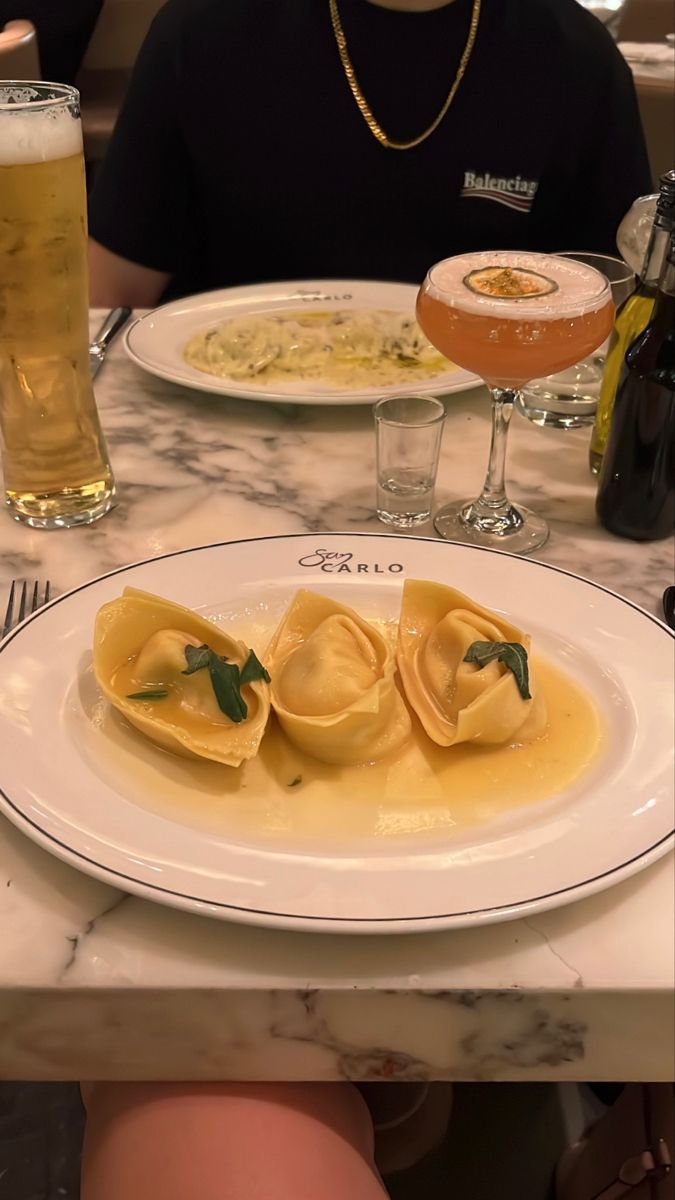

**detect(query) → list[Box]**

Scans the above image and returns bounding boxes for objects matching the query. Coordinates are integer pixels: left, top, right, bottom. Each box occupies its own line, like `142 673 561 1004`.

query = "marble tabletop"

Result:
0 314 673 1083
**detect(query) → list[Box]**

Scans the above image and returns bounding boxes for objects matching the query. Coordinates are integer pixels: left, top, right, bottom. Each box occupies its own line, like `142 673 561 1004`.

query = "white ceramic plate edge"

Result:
0 784 671 934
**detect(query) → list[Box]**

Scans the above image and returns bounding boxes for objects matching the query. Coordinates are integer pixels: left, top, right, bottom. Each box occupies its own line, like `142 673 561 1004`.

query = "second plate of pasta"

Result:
124 280 482 405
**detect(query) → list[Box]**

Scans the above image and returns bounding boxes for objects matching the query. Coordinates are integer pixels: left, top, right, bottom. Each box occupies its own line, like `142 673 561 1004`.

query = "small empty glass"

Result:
374 394 446 528
517 253 635 428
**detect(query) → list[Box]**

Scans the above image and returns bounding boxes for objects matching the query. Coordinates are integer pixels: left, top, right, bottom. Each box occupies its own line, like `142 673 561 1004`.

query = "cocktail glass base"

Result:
433 499 549 555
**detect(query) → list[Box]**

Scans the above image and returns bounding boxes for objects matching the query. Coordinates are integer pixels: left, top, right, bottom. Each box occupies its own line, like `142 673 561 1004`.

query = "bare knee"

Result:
81 1080 384 1200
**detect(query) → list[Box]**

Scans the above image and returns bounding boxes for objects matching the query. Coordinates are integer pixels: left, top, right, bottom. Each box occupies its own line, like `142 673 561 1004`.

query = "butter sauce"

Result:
84 643 603 848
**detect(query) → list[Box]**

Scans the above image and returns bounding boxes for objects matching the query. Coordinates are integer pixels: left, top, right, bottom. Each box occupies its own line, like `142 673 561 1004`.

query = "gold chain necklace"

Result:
329 0 482 151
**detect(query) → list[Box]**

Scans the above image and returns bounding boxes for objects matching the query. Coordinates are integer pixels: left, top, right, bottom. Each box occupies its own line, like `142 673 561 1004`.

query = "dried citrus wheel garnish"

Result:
463 266 559 299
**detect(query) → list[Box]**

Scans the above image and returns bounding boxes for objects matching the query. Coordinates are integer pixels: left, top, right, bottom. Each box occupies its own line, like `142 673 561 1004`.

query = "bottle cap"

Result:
656 169 675 220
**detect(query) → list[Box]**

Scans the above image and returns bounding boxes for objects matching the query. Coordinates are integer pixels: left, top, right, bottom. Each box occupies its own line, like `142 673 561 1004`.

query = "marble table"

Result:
0 315 673 1083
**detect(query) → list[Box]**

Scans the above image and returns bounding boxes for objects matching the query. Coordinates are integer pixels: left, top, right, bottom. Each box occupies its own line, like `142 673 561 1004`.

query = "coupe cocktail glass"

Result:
417 251 613 553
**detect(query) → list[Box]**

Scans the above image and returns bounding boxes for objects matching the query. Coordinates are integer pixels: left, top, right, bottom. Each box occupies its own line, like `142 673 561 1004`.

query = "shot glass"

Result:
374 394 446 528
516 253 635 429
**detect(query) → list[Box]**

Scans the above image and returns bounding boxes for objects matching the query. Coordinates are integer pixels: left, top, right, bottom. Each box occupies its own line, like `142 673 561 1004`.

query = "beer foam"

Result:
426 251 610 320
0 96 82 165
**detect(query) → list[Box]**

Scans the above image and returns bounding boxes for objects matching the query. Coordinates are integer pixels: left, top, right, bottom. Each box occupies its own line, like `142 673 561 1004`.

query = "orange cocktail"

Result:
417 252 614 389
416 251 613 554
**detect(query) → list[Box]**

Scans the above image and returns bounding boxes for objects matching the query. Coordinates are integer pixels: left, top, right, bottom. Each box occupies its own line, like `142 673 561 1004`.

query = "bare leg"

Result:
81 1082 389 1200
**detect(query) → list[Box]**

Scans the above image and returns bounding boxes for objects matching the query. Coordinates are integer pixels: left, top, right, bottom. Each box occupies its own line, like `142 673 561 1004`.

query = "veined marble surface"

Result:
0 314 672 1082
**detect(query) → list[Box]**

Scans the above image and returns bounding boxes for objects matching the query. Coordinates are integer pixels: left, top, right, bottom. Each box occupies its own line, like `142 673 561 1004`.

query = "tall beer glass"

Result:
417 251 613 554
0 83 115 528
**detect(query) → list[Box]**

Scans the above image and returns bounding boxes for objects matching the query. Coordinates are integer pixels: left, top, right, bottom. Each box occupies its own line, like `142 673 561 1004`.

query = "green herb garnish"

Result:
240 648 271 686
463 640 531 700
209 656 247 723
287 775 303 788
126 690 169 701
181 643 270 724
182 644 211 675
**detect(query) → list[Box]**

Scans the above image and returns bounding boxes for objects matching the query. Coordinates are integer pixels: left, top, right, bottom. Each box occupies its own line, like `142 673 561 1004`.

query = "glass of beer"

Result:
417 251 614 553
0 82 115 528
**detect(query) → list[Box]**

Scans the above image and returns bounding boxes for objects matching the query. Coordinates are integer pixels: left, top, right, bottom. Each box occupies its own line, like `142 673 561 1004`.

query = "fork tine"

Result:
2 580 16 640
2 579 53 640
17 581 28 625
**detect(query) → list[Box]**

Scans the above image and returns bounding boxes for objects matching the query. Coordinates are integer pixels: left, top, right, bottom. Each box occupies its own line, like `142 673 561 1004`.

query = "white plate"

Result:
0 534 672 934
124 280 481 405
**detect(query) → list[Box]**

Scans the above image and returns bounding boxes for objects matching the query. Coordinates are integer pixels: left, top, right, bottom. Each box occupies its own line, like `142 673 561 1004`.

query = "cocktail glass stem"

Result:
458 388 524 535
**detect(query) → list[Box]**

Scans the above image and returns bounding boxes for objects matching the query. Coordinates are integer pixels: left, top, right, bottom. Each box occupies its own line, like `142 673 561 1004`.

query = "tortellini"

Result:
397 580 547 747
265 589 411 765
94 587 270 766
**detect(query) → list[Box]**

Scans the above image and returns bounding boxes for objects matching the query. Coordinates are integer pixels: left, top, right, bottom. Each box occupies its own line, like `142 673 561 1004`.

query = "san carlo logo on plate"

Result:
298 549 404 575
291 289 354 303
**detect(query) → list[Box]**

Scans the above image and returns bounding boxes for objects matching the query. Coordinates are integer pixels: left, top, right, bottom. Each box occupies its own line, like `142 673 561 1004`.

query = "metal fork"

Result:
2 579 51 639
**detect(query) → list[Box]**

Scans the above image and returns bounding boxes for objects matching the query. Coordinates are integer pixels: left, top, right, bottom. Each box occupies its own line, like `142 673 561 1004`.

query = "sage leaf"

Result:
182 644 212 675
240 648 271 686
181 641 270 722
463 640 531 700
208 656 248 723
126 690 169 701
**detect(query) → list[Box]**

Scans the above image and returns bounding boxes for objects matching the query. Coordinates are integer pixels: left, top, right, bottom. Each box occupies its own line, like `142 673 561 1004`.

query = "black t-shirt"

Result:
89 0 651 296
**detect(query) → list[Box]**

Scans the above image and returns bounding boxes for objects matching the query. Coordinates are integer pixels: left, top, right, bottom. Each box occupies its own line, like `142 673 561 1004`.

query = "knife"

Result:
663 586 675 631
89 306 132 379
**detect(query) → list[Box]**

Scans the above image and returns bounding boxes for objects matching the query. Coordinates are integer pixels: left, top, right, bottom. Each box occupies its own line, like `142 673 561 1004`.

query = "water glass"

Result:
516 253 635 429
374 394 446 528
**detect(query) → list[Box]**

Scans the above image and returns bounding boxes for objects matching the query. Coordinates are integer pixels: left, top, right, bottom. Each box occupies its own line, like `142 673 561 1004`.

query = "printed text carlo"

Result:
298 550 404 574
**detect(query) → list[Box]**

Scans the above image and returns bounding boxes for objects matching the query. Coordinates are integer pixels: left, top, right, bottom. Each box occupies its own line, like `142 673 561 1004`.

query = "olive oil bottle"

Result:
590 169 675 475
596 230 675 540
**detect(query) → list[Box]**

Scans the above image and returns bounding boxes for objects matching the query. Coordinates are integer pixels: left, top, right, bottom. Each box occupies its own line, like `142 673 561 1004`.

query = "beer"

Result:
0 84 115 528
417 251 614 389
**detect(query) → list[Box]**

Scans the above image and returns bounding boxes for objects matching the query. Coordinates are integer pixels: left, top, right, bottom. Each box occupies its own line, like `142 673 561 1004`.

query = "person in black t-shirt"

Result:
88 0 651 305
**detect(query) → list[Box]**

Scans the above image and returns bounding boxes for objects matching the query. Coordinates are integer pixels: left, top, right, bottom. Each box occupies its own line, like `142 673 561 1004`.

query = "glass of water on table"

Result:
374 394 446 528
516 252 635 428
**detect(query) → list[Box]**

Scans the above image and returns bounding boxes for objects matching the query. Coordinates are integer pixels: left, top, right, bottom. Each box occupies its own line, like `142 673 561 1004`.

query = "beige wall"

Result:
82 0 166 70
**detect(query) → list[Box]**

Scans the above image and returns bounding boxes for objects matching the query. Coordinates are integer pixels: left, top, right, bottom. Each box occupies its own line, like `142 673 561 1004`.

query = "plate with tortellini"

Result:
0 534 672 932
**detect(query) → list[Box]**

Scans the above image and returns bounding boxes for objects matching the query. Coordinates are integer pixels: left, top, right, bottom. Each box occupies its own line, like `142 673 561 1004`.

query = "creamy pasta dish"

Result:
183 309 450 388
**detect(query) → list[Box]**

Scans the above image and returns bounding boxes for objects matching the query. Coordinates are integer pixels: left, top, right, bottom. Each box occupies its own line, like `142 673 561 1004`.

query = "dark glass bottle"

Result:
590 169 675 475
596 230 675 541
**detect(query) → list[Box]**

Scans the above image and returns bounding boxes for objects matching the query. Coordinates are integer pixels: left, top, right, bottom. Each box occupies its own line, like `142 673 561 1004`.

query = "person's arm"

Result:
88 240 169 308
88 2 192 306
